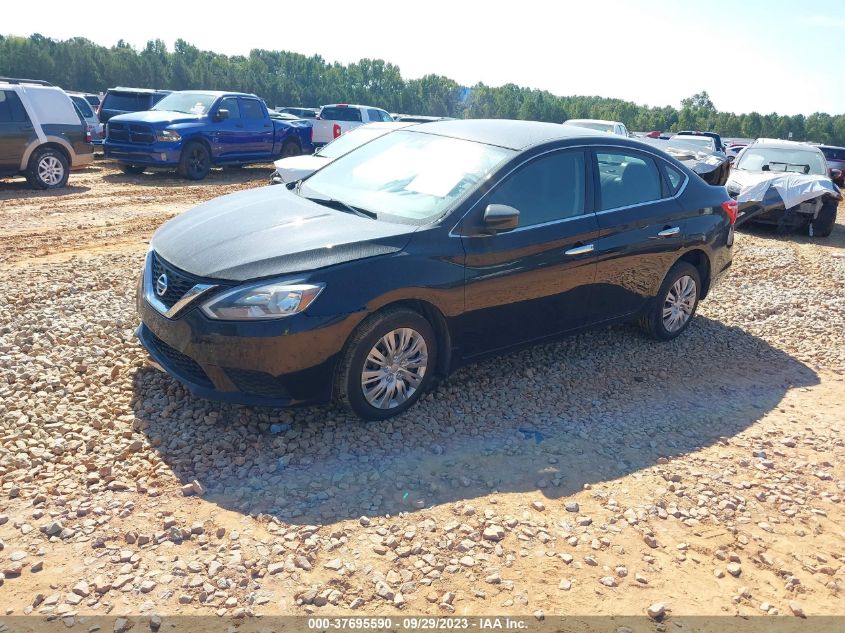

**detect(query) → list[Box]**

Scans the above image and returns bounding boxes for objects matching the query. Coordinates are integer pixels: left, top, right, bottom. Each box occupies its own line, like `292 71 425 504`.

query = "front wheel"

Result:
639 261 701 341
178 142 211 180
809 201 837 237
335 308 437 420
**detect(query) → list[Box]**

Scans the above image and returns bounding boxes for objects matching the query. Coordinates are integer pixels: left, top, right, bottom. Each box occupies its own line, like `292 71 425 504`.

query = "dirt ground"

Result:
0 161 843 630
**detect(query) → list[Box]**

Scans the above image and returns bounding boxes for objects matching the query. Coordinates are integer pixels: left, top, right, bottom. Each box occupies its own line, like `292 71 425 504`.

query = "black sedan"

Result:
137 120 736 420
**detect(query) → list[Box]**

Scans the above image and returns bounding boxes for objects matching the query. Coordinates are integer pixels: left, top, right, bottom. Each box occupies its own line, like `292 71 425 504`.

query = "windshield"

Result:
152 92 218 115
736 147 828 175
300 130 514 224
318 125 399 159
568 121 613 133
672 135 716 152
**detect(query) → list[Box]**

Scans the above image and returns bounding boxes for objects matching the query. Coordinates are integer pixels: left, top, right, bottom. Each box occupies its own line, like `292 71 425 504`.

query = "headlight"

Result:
201 282 324 320
155 129 182 142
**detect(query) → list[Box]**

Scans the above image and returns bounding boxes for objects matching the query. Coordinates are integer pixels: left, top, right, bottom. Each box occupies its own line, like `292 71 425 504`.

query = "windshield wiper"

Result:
304 196 377 220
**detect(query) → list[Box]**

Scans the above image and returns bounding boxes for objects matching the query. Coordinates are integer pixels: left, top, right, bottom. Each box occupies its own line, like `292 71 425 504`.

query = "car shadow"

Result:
101 164 274 188
0 181 91 197
738 214 845 249
132 316 818 525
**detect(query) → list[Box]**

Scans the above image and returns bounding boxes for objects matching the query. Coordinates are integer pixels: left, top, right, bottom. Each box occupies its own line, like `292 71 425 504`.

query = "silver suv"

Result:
0 77 94 189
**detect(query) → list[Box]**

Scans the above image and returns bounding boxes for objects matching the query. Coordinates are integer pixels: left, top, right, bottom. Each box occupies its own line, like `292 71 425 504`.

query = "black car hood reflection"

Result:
151 185 418 281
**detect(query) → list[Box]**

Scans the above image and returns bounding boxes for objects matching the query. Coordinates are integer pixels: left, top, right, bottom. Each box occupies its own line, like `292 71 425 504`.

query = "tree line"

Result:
2 33 844 145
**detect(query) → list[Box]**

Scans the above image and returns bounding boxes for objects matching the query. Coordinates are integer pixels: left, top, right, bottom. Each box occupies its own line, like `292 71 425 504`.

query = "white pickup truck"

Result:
310 104 394 146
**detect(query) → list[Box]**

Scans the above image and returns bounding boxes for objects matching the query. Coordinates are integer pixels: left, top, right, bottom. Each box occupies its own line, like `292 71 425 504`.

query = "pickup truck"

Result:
310 103 393 146
104 90 314 180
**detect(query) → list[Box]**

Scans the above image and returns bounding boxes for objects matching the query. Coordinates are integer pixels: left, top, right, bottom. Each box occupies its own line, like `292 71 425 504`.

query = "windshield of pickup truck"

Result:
299 130 514 224
736 147 828 175
152 92 218 115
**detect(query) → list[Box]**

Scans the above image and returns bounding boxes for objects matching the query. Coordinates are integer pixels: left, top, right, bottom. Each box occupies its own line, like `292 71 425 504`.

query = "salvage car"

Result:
815 144 845 187
269 121 414 184
137 120 735 420
639 137 731 186
673 130 726 153
726 139 841 236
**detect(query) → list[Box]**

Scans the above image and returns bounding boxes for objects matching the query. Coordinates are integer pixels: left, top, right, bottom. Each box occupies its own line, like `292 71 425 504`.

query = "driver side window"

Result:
218 97 240 119
487 150 586 227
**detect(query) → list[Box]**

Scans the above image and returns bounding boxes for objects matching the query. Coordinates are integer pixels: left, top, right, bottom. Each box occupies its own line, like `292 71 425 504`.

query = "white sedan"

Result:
270 121 415 184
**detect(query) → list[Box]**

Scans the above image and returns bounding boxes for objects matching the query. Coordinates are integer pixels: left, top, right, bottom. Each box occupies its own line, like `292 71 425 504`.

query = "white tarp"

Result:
730 171 839 209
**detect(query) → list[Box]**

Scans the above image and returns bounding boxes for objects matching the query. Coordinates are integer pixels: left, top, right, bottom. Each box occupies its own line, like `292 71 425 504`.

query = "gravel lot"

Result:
1 163 844 625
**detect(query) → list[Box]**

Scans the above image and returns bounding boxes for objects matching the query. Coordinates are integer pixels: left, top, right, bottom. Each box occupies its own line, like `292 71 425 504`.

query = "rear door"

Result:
591 147 686 321
459 148 600 356
0 90 35 174
239 97 273 158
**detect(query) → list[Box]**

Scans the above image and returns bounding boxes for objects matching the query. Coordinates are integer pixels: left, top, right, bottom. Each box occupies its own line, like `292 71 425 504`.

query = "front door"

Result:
0 90 35 174
239 97 273 159
211 96 246 161
459 148 600 357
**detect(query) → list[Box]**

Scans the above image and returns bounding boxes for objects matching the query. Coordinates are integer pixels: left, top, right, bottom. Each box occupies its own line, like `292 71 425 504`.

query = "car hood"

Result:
151 185 418 281
109 110 201 125
272 154 332 181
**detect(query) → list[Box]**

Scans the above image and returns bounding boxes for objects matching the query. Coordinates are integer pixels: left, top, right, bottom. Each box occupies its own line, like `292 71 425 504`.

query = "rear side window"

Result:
597 151 662 210
663 164 685 194
0 91 30 123
218 97 240 119
488 150 586 227
320 106 362 122
70 96 94 118
240 99 264 120
104 92 150 111
822 147 845 161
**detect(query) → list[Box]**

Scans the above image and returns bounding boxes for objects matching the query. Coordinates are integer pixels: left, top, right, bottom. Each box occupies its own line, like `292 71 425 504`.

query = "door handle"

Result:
564 244 594 256
657 226 680 237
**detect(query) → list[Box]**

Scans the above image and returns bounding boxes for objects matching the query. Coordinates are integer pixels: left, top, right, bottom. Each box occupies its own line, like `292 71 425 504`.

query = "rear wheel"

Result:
810 201 837 237
639 261 701 341
335 308 437 420
178 142 211 180
281 139 301 158
121 164 145 175
26 147 69 190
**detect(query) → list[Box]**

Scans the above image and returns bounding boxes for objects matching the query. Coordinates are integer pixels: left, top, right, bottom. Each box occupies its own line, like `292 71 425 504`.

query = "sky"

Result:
3 0 843 115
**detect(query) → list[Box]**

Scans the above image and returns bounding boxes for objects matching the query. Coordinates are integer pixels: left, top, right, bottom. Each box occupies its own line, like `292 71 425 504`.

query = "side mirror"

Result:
214 109 229 122
727 155 735 163
831 168 842 180
483 204 520 233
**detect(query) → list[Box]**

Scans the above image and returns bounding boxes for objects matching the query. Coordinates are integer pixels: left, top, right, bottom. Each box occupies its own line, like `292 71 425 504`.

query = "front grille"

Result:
226 368 290 399
146 328 213 388
151 253 204 310
108 122 155 144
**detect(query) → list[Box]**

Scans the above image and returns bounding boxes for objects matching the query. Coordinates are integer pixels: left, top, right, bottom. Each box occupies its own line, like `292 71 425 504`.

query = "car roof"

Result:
566 118 620 126
321 104 387 110
750 139 825 152
404 119 622 150
108 86 171 94
352 121 417 130
816 144 845 150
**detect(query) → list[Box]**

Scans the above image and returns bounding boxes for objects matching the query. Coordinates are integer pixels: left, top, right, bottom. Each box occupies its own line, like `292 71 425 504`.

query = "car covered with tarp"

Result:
725 139 841 237
639 137 732 186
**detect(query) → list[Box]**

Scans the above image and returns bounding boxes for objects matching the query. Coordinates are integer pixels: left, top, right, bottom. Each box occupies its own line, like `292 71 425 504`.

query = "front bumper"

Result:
104 142 181 166
135 267 356 408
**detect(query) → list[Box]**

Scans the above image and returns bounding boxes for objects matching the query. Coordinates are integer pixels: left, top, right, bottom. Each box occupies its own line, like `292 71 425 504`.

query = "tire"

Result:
26 147 69 190
810 201 837 237
280 139 301 158
178 142 211 180
335 307 437 420
121 164 145 175
639 261 701 341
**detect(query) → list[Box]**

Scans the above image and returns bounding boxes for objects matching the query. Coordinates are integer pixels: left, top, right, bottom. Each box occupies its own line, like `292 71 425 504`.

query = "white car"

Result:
67 92 104 144
310 104 394 146
565 118 629 137
270 121 415 184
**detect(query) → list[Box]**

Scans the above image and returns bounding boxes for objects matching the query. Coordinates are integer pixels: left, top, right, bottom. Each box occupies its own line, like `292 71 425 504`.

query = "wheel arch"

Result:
676 248 712 299
23 140 71 171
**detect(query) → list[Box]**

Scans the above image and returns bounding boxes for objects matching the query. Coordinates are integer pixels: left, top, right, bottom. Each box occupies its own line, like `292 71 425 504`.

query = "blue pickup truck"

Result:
104 90 313 180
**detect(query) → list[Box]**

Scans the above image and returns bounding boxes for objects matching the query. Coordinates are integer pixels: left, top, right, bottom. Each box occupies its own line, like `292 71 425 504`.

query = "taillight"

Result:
86 127 92 143
333 123 342 139
721 199 738 225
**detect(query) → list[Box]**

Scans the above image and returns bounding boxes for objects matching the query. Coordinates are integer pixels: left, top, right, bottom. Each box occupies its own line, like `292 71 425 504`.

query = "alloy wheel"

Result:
662 275 697 332
361 327 428 409
38 155 64 186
